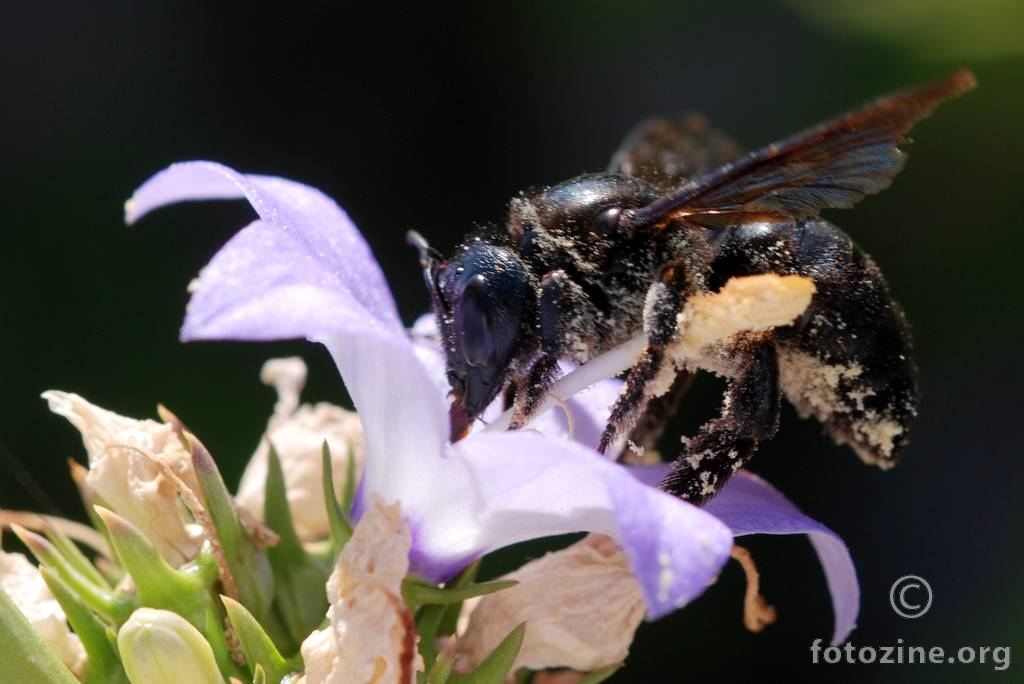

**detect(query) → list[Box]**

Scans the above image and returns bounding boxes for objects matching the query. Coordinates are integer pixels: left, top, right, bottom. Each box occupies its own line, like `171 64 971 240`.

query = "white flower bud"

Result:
300 500 420 684
117 608 224 684
457 535 645 674
236 358 364 541
42 391 203 566
0 551 86 677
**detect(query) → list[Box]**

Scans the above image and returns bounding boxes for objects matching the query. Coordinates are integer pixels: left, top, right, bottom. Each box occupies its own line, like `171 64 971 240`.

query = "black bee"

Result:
410 70 975 504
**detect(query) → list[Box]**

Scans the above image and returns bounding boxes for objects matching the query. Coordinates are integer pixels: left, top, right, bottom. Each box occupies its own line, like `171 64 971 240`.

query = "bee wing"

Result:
628 69 976 230
608 114 744 188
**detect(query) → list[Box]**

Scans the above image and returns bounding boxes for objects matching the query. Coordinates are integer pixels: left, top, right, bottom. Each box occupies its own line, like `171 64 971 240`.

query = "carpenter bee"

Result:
410 70 975 504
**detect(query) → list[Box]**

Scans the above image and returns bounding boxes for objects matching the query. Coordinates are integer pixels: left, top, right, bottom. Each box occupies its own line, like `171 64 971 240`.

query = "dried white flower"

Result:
42 391 204 566
0 550 86 676
457 534 645 674
236 358 364 541
300 499 419 684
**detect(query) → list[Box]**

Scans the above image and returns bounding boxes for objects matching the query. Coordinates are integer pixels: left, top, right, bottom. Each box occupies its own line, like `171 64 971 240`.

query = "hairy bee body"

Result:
413 70 972 502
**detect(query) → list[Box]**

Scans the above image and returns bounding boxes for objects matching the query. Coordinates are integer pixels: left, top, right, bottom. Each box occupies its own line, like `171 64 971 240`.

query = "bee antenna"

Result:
406 230 443 267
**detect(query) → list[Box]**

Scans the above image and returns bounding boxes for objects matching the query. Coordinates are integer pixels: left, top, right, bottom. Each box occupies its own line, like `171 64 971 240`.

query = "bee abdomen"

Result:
775 220 918 466
711 218 919 467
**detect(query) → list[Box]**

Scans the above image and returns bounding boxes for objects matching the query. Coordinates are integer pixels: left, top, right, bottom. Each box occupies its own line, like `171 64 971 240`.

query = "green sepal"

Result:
415 603 447 669
93 507 208 628
341 444 357 517
263 444 329 650
0 583 79 684
40 567 130 684
450 623 526 684
403 578 518 608
12 524 134 624
42 524 111 590
191 438 274 619
423 636 456 684
253 664 267 684
437 560 480 636
204 594 246 681
321 442 352 555
222 595 293 684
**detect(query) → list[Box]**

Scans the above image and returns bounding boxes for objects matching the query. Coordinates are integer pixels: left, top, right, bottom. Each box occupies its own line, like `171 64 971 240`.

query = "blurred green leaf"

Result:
41 567 129 684
0 583 79 684
263 444 329 651
321 442 352 554
12 523 134 624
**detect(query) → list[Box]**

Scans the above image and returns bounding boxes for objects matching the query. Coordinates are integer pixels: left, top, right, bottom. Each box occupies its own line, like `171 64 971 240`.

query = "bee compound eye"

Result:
456 274 497 368
590 206 623 237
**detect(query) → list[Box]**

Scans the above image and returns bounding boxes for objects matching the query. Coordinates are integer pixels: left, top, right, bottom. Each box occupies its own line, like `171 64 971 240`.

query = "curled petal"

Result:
130 164 450 510
704 471 859 645
127 161 402 343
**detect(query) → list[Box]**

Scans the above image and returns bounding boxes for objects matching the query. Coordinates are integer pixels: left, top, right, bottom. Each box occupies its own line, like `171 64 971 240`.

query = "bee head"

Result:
408 232 535 440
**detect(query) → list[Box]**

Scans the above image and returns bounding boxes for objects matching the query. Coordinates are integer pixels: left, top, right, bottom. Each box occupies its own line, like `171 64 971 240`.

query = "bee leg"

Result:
660 338 780 504
623 369 695 457
598 264 695 454
501 382 518 412
510 356 561 429
510 270 588 428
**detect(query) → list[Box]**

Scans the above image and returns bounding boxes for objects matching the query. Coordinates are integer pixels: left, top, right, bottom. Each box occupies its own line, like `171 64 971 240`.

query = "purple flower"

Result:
128 161 858 643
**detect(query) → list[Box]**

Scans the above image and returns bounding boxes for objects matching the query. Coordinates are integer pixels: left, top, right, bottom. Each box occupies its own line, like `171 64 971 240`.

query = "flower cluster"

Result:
0 162 859 683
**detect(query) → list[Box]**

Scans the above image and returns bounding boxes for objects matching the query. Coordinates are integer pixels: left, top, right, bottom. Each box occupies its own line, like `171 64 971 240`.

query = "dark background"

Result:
1 2 1020 682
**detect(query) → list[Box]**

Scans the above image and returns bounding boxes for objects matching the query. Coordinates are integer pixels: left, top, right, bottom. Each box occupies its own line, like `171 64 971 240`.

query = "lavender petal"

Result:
127 161 402 340
409 430 733 618
706 471 860 645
